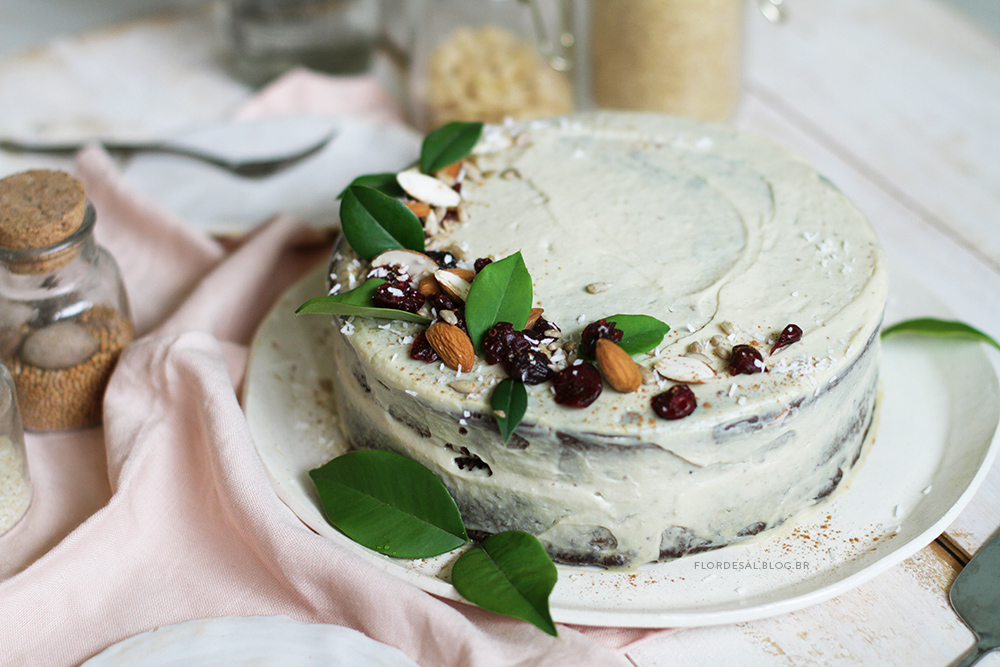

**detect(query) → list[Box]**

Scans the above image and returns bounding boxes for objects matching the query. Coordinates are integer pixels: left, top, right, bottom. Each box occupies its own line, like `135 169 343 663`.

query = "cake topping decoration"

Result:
770 323 804 355
654 355 716 384
419 121 484 174
295 278 431 324
729 344 767 375
425 322 476 372
596 339 643 393
340 185 425 260
651 384 698 420
551 362 603 408
491 378 528 444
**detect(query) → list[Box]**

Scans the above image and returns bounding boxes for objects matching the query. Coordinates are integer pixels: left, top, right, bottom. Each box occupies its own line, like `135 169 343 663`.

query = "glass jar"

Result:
216 0 381 87
589 0 745 122
0 170 134 432
406 0 578 131
0 360 30 538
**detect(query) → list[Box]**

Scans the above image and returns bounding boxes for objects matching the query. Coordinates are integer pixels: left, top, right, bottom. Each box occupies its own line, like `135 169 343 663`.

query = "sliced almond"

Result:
654 356 716 384
525 307 544 330
397 168 461 208
596 339 642 393
370 249 439 287
404 200 431 217
425 322 475 372
435 269 473 302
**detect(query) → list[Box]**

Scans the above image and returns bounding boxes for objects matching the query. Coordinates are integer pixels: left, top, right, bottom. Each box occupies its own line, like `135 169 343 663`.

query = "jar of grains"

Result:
589 0 745 122
405 0 578 130
0 170 134 431
0 360 30 537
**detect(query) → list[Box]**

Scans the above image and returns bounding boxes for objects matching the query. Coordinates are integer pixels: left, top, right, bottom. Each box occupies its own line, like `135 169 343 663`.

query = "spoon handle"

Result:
953 640 997 667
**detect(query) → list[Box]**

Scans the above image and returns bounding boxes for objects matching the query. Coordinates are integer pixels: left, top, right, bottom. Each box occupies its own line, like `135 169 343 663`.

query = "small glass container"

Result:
589 0 745 122
406 0 577 130
0 170 134 432
217 0 381 87
0 360 30 538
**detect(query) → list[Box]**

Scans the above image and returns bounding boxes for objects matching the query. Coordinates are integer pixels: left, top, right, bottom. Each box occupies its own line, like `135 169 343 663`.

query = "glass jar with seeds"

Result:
0 360 30 537
406 0 578 130
0 170 134 431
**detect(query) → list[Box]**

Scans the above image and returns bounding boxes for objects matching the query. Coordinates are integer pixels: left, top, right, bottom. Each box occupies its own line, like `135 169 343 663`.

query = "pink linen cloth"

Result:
0 70 662 665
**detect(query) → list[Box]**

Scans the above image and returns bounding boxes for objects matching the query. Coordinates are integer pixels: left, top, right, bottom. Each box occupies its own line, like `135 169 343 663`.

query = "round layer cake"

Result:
327 112 889 568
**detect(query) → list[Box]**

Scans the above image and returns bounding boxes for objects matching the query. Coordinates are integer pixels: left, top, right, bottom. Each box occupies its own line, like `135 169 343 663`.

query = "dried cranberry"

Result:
410 329 439 363
532 316 560 337
474 257 493 273
366 264 404 283
429 292 458 313
371 281 425 313
580 318 623 358
729 345 766 375
502 347 553 385
552 362 603 408
651 385 697 420
482 322 523 365
425 250 459 269
770 324 803 354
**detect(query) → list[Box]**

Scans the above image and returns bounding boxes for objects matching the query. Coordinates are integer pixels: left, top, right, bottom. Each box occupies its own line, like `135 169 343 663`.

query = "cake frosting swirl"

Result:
327 112 888 568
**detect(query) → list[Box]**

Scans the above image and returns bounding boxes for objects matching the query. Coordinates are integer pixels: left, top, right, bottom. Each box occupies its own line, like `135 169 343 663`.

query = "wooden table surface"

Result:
1 0 998 664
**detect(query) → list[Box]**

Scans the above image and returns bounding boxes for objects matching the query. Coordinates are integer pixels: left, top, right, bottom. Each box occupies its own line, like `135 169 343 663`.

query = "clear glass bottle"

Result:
0 360 30 537
216 0 381 86
0 170 134 432
406 0 578 130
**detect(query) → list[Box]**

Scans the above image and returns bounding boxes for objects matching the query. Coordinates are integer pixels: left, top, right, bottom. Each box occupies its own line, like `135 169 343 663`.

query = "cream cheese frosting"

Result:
327 112 889 568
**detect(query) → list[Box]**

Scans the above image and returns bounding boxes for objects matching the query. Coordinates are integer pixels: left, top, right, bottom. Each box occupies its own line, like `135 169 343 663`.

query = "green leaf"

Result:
881 317 1000 351
491 379 527 444
309 450 469 559
337 172 405 200
603 314 671 356
452 531 558 637
420 121 484 174
465 252 533 350
340 185 425 260
295 278 431 324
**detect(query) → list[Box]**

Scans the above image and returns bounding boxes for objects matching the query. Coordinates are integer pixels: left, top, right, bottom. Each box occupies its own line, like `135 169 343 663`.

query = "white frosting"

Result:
329 112 888 568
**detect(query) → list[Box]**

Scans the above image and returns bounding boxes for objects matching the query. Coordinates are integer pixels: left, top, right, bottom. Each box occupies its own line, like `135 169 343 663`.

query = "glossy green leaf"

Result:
452 531 558 637
420 121 484 174
337 172 405 200
603 314 671 356
309 450 468 559
295 278 431 324
340 185 425 260
881 317 1000 351
491 379 527 444
465 252 533 350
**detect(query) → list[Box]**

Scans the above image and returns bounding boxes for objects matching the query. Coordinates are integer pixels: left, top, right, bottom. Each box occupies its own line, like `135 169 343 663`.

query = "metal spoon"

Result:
949 531 1000 667
0 130 338 179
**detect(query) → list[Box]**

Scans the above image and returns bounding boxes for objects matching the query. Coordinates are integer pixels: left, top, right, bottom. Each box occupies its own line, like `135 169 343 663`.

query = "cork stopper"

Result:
0 170 89 273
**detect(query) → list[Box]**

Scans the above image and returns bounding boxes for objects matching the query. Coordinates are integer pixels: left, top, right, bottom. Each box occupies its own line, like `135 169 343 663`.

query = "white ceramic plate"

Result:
81 615 419 666
243 265 1000 628
121 116 421 235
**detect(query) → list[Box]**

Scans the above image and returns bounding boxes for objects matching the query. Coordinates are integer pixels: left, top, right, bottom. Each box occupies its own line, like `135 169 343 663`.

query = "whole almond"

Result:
425 322 475 372
596 339 642 393
417 274 440 297
404 200 431 217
